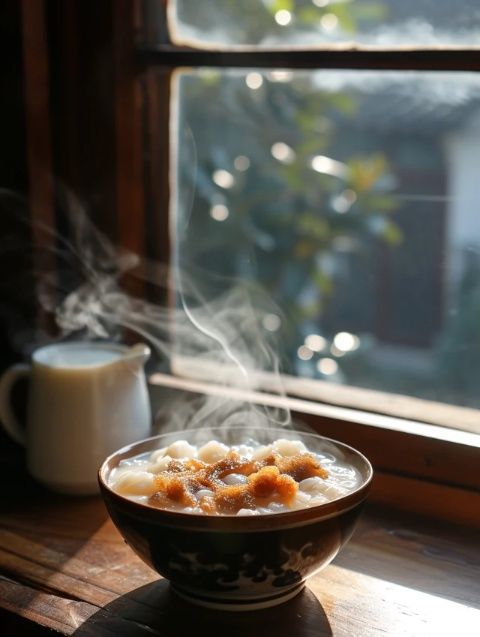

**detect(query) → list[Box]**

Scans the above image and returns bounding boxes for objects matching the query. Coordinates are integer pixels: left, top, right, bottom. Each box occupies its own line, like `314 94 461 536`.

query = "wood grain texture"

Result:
20 0 56 330
370 470 480 529
0 458 479 637
114 0 145 251
281 373 480 435
49 0 118 236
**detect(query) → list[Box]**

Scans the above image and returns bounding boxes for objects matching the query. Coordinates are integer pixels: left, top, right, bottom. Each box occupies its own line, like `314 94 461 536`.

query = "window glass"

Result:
163 0 480 48
172 69 480 411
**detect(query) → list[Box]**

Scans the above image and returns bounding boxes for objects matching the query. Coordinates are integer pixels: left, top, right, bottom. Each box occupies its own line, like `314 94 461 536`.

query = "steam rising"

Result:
1 189 291 433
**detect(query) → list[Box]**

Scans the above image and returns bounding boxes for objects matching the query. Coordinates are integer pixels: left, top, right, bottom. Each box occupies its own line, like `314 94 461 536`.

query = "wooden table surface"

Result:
1 444 479 637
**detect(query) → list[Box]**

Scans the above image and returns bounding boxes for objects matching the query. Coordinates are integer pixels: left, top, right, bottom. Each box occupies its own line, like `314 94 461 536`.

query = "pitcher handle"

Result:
0 364 30 445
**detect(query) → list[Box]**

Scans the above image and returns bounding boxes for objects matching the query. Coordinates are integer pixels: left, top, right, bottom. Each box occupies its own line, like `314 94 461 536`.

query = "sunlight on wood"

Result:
316 564 480 637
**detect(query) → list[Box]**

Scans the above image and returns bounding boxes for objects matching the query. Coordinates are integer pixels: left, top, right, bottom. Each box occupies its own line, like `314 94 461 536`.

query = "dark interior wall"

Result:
1 0 153 374
0 1 31 450
0 1 122 371
0 2 27 193
0 0 123 449
0 0 32 369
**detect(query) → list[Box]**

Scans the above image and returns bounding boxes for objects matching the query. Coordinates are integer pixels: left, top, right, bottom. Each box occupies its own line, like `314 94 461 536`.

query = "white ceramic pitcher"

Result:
0 341 151 494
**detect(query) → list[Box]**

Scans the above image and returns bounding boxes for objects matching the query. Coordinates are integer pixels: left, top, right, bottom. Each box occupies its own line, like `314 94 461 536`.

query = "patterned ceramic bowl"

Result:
98 427 373 611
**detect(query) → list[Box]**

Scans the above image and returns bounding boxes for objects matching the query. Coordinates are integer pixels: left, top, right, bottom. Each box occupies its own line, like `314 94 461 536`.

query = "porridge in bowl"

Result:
99 428 372 610
108 437 362 515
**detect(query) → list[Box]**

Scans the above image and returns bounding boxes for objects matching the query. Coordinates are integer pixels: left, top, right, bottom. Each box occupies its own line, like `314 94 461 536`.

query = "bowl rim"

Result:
98 427 373 532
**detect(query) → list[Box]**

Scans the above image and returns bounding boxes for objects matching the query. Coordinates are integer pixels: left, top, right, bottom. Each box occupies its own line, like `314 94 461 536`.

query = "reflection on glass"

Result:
163 0 480 48
173 69 480 410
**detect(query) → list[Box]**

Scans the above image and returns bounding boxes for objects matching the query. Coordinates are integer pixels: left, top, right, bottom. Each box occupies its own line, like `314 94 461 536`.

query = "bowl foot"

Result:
171 582 305 612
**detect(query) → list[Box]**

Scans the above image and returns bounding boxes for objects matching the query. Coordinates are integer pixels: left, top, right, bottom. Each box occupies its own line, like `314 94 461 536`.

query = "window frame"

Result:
138 45 480 72
138 3 480 523
19 0 480 525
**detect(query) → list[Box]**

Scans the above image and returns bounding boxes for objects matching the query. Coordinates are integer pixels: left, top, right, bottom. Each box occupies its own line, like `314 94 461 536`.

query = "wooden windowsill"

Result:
0 445 478 636
167 356 480 434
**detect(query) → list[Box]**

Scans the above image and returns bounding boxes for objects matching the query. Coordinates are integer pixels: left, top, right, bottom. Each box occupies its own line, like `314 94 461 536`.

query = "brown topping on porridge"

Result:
147 451 328 514
274 454 328 482
248 466 281 498
154 474 197 507
202 452 257 483
185 458 209 472
247 466 298 505
199 495 217 515
165 459 188 473
214 484 256 513
149 490 173 509
276 474 299 502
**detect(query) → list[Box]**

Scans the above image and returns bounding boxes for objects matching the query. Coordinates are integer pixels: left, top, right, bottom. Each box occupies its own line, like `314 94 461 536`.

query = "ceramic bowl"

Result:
98 427 373 611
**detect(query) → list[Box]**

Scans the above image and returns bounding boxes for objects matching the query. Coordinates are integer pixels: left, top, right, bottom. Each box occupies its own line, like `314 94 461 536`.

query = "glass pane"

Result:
161 0 480 48
172 69 480 413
